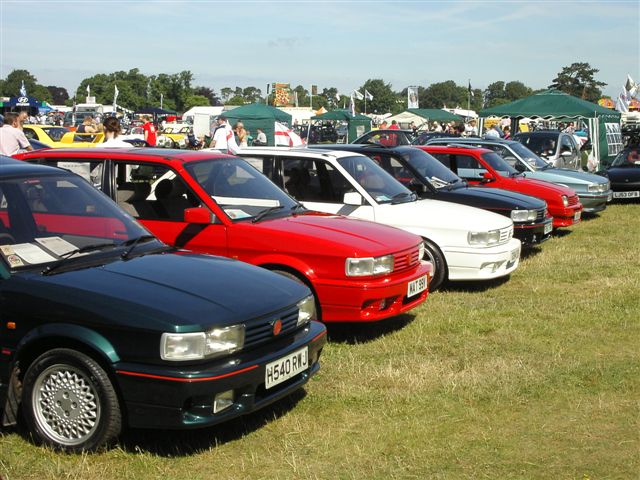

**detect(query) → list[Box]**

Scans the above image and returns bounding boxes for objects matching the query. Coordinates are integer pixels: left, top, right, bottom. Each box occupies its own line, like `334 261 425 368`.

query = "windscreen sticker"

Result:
9 243 56 264
224 209 252 219
35 237 77 256
375 195 391 202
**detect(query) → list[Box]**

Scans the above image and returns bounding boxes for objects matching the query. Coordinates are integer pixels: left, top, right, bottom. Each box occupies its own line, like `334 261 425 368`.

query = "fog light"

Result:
213 390 234 413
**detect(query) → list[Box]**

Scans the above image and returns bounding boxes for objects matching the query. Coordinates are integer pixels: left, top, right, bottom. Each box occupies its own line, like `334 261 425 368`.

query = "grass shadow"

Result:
441 274 511 293
551 228 573 239
520 245 543 261
326 313 416 345
118 389 307 456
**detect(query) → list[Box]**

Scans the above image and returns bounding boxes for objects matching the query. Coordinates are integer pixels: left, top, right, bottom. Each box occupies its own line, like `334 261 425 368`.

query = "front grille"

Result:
499 226 513 245
244 307 299 350
568 195 579 206
535 208 547 222
393 245 421 273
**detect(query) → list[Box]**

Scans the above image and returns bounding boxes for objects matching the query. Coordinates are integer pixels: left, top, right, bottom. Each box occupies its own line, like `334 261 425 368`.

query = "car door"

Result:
274 156 376 221
112 161 229 256
430 152 487 185
559 134 580 169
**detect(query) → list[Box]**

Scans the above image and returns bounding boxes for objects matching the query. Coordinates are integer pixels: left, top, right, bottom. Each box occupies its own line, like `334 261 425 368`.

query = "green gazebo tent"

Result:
386 108 464 128
310 109 371 142
223 103 292 146
479 90 622 167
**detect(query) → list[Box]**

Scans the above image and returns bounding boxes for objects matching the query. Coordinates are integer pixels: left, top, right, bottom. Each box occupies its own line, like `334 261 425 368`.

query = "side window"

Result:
282 158 347 203
23 129 37 140
32 159 104 189
430 153 451 169
491 146 517 167
560 135 574 153
114 162 200 221
241 156 280 186
454 155 486 180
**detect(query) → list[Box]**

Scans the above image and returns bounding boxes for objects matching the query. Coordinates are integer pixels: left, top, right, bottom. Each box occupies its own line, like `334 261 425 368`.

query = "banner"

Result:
407 86 419 109
274 83 291 107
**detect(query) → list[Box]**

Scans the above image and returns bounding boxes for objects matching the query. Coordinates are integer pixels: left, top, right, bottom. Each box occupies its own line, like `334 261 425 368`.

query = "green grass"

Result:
1 204 639 480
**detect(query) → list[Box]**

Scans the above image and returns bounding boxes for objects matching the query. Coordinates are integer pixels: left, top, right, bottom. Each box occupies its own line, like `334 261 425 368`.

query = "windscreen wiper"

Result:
120 235 157 260
42 242 117 276
252 205 285 223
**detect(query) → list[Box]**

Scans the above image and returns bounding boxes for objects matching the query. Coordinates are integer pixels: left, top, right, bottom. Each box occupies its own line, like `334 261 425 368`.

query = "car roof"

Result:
236 146 365 160
0 156 67 176
421 144 494 154
21 147 233 163
309 143 415 155
514 130 561 138
428 137 520 146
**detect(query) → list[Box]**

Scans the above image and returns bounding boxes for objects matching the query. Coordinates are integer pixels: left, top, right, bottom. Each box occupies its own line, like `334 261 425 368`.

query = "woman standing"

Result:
234 122 248 147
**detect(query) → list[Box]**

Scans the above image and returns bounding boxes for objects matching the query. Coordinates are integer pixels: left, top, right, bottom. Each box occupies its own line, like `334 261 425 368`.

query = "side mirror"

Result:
560 150 572 157
184 207 214 224
513 161 526 173
481 171 495 183
343 191 364 206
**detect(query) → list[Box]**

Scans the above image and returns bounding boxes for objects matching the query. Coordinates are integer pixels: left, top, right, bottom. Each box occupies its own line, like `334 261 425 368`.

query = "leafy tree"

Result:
2 69 38 96
421 81 467 109
292 85 309 107
356 79 396 114
226 95 246 106
47 86 69 104
549 62 606 101
184 94 211 110
220 87 233 102
193 86 221 106
242 86 263 104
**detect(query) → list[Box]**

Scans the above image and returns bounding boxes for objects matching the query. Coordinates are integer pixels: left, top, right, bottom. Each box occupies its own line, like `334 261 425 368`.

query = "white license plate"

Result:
407 275 427 297
544 222 553 235
613 191 640 199
265 347 308 389
574 210 581 221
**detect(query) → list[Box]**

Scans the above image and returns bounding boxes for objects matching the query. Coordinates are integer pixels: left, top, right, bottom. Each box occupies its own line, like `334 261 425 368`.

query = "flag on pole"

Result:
349 94 356 117
113 84 119 113
353 89 364 100
364 90 373 101
335 93 341 103
19 80 27 96
86 84 91 96
468 80 474 98
626 74 638 97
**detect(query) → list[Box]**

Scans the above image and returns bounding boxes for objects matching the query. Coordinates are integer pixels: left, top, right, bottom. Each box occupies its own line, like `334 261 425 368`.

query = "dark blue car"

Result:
0 158 326 451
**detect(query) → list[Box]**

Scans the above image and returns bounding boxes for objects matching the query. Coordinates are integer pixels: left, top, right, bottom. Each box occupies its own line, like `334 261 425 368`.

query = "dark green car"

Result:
0 159 326 451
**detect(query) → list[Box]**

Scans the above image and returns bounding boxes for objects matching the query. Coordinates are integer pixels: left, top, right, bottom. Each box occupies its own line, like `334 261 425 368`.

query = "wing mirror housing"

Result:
343 191 364 206
481 171 496 183
184 207 215 224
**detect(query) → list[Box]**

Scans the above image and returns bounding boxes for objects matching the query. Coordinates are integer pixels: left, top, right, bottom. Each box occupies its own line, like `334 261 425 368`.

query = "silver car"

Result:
426 137 612 213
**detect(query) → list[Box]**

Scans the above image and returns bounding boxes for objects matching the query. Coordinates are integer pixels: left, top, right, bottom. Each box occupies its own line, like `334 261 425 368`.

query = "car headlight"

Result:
587 184 599 193
562 195 569 207
510 209 537 222
468 229 501 246
346 254 394 276
161 325 245 361
297 295 316 326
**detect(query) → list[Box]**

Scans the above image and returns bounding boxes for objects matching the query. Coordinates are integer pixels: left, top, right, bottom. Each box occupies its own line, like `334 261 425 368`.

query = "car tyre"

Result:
423 239 447 291
22 348 121 452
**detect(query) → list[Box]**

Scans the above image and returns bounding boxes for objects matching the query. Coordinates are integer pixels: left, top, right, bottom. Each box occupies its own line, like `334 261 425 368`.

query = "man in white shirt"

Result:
0 112 33 156
209 115 238 154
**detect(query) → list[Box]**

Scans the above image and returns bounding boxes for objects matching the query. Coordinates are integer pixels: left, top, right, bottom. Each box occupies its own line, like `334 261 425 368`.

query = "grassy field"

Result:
1 204 638 480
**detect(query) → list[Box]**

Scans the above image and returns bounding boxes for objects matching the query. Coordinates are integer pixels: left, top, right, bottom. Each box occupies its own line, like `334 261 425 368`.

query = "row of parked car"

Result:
0 128 634 451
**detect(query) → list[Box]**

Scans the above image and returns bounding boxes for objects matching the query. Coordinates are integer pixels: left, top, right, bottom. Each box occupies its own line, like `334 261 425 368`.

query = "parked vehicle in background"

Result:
161 123 191 148
598 146 640 200
0 158 327 451
311 144 552 246
426 137 612 213
17 148 431 323
120 126 176 148
512 130 582 170
235 147 522 291
23 125 103 148
352 129 416 146
419 145 583 228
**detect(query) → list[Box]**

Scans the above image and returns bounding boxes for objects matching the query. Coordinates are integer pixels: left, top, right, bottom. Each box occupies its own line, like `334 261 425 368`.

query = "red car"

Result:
419 145 583 228
17 148 432 322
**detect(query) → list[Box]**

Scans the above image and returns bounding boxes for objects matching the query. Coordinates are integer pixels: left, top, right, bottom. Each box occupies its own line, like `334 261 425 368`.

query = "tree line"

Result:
0 62 606 114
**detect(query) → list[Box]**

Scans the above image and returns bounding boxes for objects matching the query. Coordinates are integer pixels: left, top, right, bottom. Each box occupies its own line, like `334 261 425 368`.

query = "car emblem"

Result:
272 319 282 336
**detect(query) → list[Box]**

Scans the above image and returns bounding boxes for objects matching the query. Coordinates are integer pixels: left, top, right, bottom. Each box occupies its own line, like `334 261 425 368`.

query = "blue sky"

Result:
1 0 638 100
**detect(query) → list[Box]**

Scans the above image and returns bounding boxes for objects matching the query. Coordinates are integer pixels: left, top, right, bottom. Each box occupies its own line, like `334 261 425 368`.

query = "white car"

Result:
236 147 522 290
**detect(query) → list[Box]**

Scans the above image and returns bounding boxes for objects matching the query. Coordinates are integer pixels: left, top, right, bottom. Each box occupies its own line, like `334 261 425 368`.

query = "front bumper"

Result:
444 238 521 281
314 261 432 322
549 204 583 228
513 217 553 246
578 190 612 213
115 321 326 429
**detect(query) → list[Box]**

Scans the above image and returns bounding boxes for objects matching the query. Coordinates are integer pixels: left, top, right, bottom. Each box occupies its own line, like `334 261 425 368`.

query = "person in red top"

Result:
388 120 400 130
141 116 157 146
